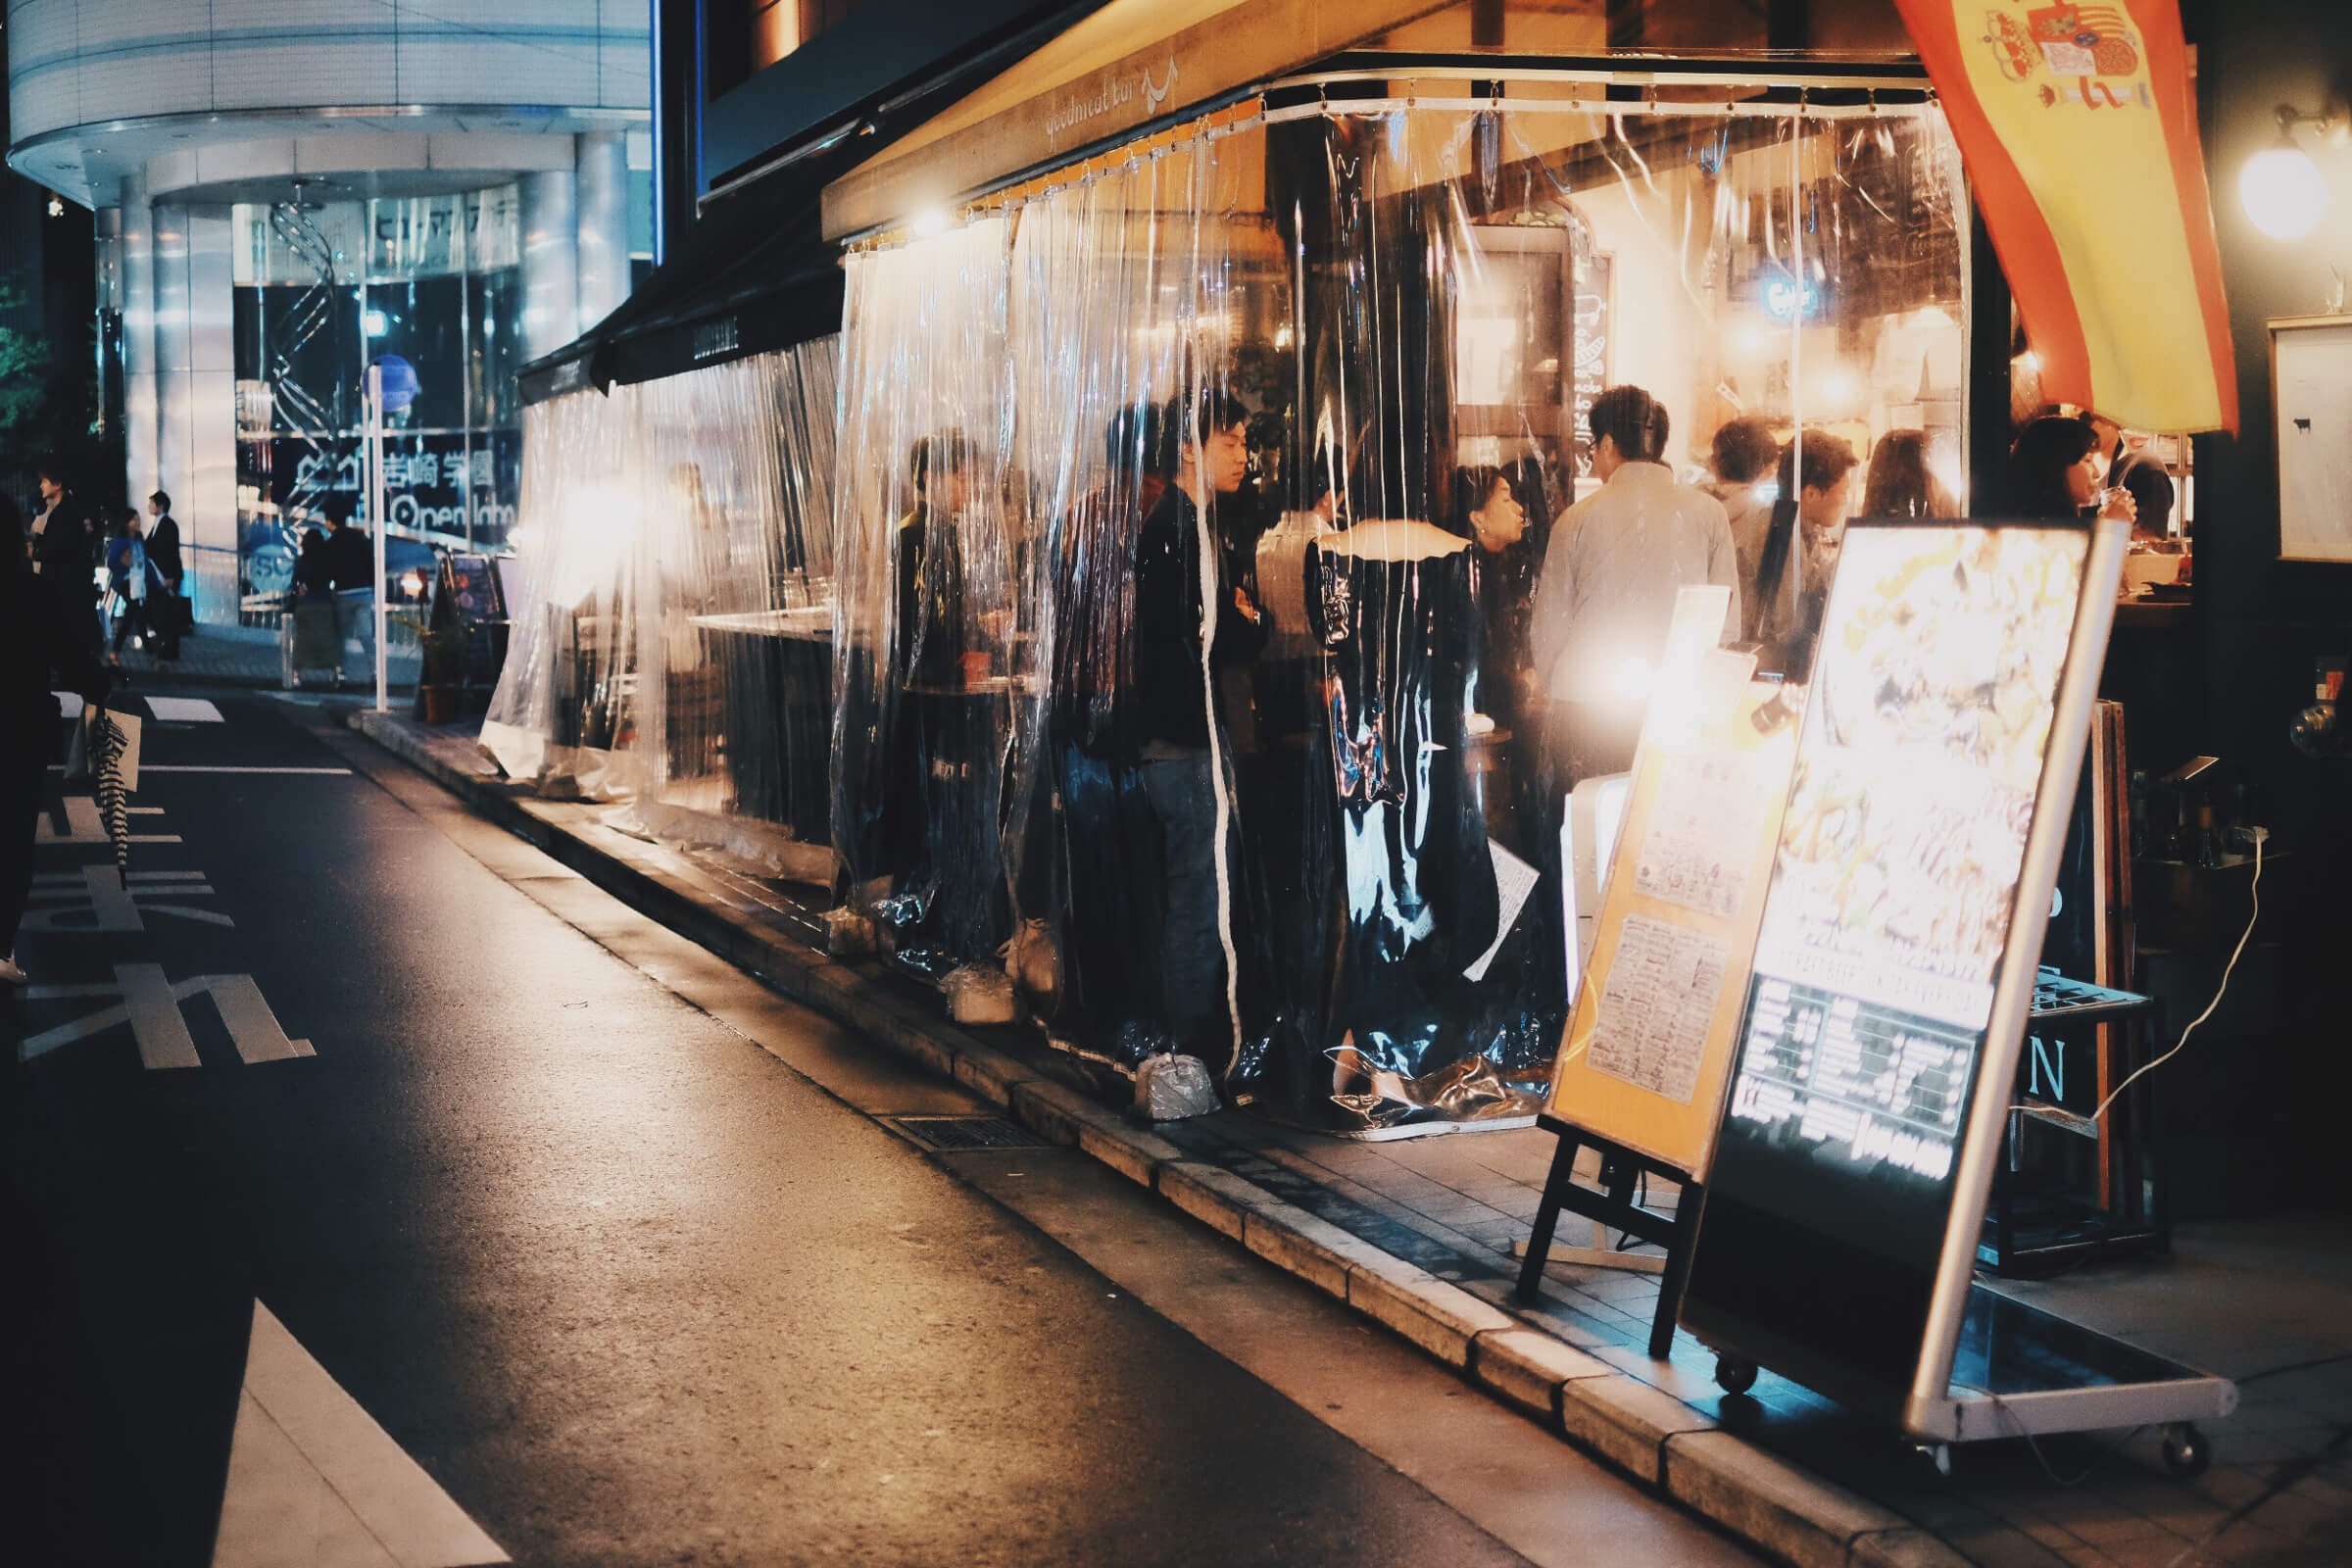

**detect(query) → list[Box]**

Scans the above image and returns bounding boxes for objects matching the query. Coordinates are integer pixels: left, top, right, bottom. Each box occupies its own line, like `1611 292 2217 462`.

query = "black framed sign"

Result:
1680 517 2128 1427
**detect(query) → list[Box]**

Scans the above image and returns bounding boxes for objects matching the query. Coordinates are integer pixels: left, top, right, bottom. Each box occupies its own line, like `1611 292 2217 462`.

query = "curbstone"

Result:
1346 1250 1519 1369
1470 1328 1613 1426
1558 1372 1717 1486
951 1045 1034 1106
1154 1161 1253 1241
1077 1119 1182 1188
1665 1431 1912 1568
1240 1200 1391 1300
1005 1080 1088 1147
1847 1527 1982 1568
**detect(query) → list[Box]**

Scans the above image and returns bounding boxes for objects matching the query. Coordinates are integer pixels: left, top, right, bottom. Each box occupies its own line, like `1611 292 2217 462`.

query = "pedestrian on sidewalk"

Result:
29 461 101 655
322 494 376 681
145 490 185 660
0 496 111 986
289 529 343 685
104 510 157 667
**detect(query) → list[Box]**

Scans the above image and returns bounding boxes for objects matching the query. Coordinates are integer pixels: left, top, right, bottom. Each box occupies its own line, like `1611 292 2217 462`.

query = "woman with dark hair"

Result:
1860 429 1959 519
2006 415 2137 523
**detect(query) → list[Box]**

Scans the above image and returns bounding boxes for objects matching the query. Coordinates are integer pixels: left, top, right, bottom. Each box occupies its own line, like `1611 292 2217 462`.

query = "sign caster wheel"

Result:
2163 1423 2211 1479
1713 1355 1758 1396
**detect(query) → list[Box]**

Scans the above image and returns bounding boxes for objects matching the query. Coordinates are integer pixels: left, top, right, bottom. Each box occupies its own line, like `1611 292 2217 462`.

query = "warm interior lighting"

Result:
2241 143 2327 239
911 207 952 239
2241 99 2346 241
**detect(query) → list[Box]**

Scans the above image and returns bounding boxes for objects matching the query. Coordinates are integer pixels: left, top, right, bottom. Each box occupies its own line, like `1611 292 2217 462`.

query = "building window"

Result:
231 187 526 608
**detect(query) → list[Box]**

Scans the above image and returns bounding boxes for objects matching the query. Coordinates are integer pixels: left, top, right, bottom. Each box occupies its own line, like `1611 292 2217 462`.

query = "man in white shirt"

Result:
1531 385 1740 784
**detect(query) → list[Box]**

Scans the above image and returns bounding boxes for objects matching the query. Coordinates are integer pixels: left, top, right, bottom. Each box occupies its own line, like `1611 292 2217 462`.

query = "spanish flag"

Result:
1895 0 2237 433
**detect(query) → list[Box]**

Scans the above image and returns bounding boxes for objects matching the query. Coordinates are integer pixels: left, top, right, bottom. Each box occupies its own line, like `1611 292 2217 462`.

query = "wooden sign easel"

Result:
1516 587 1797 1359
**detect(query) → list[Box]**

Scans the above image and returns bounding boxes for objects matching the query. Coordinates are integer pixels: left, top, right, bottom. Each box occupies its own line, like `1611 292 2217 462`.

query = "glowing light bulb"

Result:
1611 655 1656 703
911 207 952 239
2240 144 2327 240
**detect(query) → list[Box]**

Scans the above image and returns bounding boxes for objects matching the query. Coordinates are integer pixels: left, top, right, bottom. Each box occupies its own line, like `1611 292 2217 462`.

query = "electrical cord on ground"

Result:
1954 1382 2144 1487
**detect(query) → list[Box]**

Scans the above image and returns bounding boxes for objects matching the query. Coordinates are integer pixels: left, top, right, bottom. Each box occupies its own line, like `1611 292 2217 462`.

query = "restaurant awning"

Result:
517 192 844 406
819 0 1454 240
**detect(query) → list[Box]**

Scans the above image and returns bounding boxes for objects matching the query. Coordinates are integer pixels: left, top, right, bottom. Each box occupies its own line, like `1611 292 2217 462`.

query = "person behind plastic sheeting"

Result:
1 496 111 985
1859 428 1959 521
1751 430 1860 682
1706 416 1783 622
1531 385 1740 787
1131 390 1269 1067
2085 412 2175 540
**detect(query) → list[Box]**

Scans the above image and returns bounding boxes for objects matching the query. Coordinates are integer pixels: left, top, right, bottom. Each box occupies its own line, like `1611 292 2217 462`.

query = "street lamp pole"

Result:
368 362 387 713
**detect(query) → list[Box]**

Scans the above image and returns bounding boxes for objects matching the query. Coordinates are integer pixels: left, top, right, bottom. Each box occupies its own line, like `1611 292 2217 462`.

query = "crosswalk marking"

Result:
144 696 223 722
212 1302 509 1568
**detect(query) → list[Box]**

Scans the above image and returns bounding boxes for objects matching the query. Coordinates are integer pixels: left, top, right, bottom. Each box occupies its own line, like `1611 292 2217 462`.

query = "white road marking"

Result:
35 796 181 844
25 866 229 931
212 1301 510 1568
120 962 201 1070
83 865 141 931
134 765 352 776
18 973 313 1067
209 974 312 1064
145 696 224 722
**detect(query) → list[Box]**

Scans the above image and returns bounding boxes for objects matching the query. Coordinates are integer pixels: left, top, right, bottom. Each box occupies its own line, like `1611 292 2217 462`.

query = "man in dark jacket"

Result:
321 493 375 678
145 489 184 658
2089 415 2176 538
30 462 101 653
1131 389 1268 1061
2 497 111 984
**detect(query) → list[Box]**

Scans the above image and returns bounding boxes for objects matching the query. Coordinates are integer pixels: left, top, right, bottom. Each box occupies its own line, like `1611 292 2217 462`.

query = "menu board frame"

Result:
1679 517 2130 1432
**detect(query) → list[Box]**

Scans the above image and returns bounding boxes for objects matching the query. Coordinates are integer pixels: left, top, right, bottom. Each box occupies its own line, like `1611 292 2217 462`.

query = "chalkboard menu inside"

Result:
1681 522 2095 1411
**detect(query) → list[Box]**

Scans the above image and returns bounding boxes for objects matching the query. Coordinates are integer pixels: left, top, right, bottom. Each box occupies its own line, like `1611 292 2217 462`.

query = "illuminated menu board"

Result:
1681 522 2094 1409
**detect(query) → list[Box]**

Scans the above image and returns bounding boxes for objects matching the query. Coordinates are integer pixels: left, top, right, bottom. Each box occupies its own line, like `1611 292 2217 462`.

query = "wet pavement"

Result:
0 687 1750 1567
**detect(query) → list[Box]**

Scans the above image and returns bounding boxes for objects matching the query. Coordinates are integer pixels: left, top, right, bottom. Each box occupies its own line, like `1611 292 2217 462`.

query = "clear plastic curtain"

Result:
828 96 1964 1132
484 338 845 874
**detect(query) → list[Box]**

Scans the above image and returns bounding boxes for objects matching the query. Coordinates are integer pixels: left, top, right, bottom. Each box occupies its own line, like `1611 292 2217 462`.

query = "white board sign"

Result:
2272 316 2352 563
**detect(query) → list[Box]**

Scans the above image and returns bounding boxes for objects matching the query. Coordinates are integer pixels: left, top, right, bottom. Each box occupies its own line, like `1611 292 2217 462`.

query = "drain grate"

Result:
886 1114 1053 1152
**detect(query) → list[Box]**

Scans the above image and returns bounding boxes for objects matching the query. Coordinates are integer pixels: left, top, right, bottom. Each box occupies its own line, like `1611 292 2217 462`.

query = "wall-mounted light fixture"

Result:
2241 98 2347 242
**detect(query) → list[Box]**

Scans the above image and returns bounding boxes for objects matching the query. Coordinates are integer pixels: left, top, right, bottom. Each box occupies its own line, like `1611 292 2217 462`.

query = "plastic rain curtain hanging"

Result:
481 336 844 887
809 92 1966 1135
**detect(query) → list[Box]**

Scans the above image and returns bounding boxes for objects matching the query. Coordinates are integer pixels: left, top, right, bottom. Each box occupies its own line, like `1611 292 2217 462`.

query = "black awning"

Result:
517 189 844 405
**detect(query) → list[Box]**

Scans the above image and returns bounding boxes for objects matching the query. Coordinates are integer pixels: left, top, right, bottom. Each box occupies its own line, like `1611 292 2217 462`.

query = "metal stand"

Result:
1982 970 2167 1275
1515 1115 1701 1360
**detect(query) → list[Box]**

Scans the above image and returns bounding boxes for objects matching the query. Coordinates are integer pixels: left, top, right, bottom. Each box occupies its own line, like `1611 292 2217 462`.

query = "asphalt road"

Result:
0 686 1751 1567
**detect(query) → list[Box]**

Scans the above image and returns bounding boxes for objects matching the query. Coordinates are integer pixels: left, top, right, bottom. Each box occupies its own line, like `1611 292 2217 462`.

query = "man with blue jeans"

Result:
1130 391 1267 1063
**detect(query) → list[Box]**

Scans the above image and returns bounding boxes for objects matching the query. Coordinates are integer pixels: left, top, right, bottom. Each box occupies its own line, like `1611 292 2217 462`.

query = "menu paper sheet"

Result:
1590 914 1731 1105
1635 753 1773 919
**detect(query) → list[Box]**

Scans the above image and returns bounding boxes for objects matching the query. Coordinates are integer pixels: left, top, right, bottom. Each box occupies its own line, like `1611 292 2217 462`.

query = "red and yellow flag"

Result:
1895 0 2237 433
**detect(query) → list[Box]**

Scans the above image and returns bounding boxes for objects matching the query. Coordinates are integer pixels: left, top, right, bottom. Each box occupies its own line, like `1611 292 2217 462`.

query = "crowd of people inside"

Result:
860 381 2172 1127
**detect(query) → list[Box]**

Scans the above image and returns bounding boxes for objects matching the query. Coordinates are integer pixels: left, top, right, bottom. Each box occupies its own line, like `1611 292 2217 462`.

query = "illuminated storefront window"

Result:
232 187 524 604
